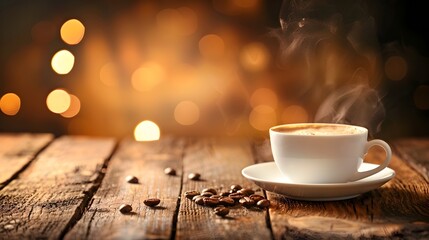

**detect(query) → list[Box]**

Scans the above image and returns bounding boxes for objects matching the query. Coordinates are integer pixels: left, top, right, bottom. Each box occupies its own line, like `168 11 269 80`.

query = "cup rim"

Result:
269 123 368 137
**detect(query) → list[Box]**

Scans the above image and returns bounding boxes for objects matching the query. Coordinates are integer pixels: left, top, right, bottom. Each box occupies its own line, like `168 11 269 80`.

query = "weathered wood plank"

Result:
253 139 429 239
65 137 185 240
0 136 115 239
393 138 429 182
176 139 272 240
0 133 53 188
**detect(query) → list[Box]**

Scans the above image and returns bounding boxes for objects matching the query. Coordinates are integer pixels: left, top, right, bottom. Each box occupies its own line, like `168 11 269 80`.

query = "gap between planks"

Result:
0 136 116 239
0 133 54 190
170 139 189 240
58 140 120 239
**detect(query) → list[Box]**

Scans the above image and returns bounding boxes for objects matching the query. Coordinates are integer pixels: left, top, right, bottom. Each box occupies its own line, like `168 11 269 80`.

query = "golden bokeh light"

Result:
385 56 407 81
250 88 278 108
413 85 429 110
131 62 165 92
240 42 269 71
100 62 119 87
174 101 200 126
61 94 81 118
46 89 71 114
249 105 277 131
199 34 225 58
134 120 161 141
281 105 309 124
60 19 85 45
51 49 75 75
0 93 21 116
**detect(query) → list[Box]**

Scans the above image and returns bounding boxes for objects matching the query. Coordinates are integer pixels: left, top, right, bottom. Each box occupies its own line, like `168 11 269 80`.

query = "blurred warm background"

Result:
0 0 428 140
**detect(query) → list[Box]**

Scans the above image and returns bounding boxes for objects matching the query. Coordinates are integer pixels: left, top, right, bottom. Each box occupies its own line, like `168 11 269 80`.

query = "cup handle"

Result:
349 139 392 182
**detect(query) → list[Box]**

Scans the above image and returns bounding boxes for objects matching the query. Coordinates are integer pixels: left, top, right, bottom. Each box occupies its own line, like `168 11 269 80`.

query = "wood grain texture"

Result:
176 139 272 240
253 139 429 239
65 137 185 240
393 138 429 182
0 136 115 239
0 133 53 188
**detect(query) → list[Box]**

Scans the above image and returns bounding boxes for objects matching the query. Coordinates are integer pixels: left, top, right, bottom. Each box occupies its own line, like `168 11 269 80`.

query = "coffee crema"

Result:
273 124 364 136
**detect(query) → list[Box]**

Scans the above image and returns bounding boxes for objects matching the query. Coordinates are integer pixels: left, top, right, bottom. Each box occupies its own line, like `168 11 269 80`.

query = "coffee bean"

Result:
144 198 161 207
239 197 255 208
229 193 245 202
203 197 219 207
3 224 14 230
192 195 202 201
119 204 132 213
202 188 217 195
188 173 201 180
125 175 139 184
220 192 230 197
219 197 235 206
210 195 221 199
230 184 242 192
257 199 270 208
214 206 230 217
238 188 254 196
194 196 205 205
249 194 265 202
164 167 176 176
185 190 200 199
201 192 213 197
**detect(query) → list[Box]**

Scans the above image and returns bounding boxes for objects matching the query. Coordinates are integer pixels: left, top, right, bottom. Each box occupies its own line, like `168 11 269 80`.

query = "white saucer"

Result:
242 162 395 201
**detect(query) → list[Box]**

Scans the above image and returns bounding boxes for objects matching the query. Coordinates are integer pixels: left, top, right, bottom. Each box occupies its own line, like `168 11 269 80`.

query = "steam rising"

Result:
315 84 385 135
274 0 385 135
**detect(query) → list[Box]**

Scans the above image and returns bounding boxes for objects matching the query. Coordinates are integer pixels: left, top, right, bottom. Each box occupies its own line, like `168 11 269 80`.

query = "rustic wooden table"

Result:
0 134 428 239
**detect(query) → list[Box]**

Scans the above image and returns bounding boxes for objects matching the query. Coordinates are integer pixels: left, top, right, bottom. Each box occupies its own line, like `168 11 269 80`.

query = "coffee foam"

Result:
274 124 364 136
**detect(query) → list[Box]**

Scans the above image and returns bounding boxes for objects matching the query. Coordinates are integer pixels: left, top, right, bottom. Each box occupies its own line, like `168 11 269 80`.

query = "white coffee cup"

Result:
269 123 392 183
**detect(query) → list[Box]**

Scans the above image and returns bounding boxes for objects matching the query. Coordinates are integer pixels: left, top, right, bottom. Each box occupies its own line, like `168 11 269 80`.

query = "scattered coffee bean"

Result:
119 204 132 214
192 195 202 201
230 184 242 192
219 197 235 206
185 190 200 199
214 206 230 217
257 199 270 208
194 196 205 205
229 192 245 202
185 184 267 215
144 198 161 207
202 188 217 195
239 197 255 208
220 192 230 197
203 197 219 207
249 194 265 202
238 188 254 196
164 167 176 176
201 192 214 197
3 224 14 230
188 173 201 180
125 175 139 184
